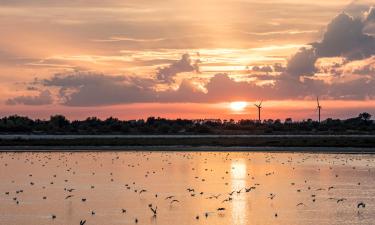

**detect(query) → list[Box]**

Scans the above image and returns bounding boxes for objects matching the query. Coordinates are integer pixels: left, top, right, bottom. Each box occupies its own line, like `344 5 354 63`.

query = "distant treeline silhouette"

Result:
0 112 373 134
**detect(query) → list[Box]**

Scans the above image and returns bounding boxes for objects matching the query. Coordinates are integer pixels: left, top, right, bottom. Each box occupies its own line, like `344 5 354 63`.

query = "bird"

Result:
337 198 346 203
165 195 175 200
65 195 74 199
80 220 86 225
222 197 232 203
268 193 276 200
357 202 366 208
211 194 221 199
149 205 157 216
245 187 256 192
170 199 180 204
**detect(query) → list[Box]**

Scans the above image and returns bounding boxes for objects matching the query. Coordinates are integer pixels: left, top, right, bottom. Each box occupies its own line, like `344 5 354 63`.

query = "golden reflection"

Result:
231 159 247 225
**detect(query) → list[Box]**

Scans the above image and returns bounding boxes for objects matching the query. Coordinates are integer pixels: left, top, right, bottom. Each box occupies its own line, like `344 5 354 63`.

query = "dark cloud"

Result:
6 90 53 105
273 63 286 72
252 65 273 73
6 66 375 107
344 1 373 17
313 12 375 60
42 72 126 87
286 9 375 78
328 78 375 99
286 47 317 77
41 72 157 106
156 53 199 83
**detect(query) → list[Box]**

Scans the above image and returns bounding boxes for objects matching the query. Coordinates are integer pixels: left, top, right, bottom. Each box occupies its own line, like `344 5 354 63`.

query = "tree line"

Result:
0 112 373 134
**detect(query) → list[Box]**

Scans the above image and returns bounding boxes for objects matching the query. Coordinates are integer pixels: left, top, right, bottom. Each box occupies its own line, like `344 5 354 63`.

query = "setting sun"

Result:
230 101 248 112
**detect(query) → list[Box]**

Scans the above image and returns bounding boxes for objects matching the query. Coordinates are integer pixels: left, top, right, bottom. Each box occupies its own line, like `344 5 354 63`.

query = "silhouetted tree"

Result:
0 113 373 134
359 112 372 121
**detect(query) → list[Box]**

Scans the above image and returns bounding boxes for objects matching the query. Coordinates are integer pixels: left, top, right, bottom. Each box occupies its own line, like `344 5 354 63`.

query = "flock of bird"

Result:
0 151 373 225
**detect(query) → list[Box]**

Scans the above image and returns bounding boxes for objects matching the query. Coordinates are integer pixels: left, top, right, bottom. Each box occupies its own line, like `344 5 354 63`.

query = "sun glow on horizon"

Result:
229 101 248 112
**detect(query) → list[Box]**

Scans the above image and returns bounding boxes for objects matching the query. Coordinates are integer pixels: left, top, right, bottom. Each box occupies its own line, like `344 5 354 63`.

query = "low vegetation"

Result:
0 112 373 135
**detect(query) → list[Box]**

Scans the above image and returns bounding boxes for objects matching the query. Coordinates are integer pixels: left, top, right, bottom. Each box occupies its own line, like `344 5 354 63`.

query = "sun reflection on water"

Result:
231 159 248 225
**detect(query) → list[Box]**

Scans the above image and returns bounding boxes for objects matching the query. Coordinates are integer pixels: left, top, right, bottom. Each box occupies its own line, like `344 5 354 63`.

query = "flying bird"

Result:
65 195 74 199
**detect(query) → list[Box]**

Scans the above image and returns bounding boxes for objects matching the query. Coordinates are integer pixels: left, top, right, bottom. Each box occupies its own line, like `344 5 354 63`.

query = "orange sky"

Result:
1 100 374 121
0 0 374 120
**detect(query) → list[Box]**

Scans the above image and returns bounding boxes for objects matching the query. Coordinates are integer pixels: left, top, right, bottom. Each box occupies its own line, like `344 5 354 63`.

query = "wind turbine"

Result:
317 97 322 123
254 100 263 123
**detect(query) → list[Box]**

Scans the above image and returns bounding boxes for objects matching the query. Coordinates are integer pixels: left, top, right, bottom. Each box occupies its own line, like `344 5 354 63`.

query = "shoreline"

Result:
1 134 375 140
1 135 374 152
1 135 374 148
1 145 375 154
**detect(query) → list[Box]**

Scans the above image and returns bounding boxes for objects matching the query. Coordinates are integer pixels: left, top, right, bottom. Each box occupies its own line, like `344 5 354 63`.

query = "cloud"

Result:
286 47 317 77
313 12 375 60
365 6 375 22
41 72 157 106
42 72 126 87
5 7 375 107
156 53 199 83
352 59 375 75
286 9 375 78
6 90 53 105
252 65 273 73
328 78 375 99
273 63 286 72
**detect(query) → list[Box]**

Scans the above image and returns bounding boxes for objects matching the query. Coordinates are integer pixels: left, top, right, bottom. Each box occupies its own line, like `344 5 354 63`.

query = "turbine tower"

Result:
254 100 263 123
317 97 322 123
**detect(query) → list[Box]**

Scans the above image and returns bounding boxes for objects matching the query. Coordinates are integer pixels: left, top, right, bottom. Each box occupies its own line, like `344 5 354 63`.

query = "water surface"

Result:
0 151 373 225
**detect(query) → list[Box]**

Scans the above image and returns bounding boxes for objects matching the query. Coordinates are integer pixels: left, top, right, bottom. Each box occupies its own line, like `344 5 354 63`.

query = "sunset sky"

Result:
1 0 375 120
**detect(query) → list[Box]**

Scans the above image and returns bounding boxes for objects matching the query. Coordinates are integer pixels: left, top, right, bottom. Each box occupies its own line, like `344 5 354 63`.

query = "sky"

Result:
0 0 375 120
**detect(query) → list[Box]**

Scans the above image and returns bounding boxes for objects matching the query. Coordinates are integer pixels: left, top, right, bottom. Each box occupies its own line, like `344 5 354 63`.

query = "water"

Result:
0 151 374 225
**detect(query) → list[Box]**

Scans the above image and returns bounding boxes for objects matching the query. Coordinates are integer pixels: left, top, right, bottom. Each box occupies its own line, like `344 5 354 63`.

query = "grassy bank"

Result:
0 135 374 148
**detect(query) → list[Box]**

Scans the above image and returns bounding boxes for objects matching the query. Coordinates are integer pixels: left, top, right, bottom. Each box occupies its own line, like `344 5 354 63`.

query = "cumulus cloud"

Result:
41 72 157 106
6 90 53 105
313 12 375 60
286 47 317 77
156 53 199 83
286 9 375 77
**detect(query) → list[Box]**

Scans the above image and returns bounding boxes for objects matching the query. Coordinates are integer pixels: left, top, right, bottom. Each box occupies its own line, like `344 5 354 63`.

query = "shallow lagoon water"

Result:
0 151 374 225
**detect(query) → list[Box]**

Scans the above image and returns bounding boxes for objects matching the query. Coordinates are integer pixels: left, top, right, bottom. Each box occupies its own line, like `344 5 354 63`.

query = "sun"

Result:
229 101 248 112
